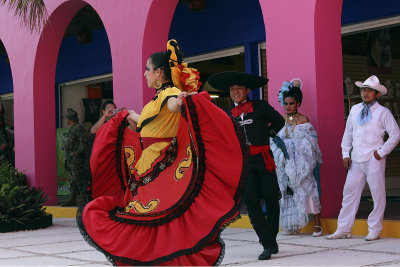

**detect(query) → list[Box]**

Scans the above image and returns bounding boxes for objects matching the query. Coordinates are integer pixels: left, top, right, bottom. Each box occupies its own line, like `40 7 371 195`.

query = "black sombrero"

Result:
207 71 269 92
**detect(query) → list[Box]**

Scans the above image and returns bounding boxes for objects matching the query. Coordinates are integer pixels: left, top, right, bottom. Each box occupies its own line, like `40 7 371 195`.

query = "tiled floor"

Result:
0 218 399 266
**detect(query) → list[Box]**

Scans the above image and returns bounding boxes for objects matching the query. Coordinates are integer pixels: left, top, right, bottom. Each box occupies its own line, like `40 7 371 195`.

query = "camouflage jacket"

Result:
61 123 87 161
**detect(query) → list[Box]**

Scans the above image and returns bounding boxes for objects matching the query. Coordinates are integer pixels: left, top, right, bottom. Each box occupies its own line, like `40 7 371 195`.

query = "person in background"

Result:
271 79 323 237
208 71 285 261
82 100 118 201
90 100 117 135
327 75 400 241
61 108 87 206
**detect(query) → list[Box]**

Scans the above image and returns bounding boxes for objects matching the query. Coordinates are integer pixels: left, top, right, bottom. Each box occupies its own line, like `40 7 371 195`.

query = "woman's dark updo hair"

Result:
283 86 303 104
149 40 184 82
149 52 171 81
102 100 116 111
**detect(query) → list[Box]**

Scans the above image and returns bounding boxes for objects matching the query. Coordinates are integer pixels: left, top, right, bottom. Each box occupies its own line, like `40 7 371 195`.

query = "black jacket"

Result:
228 100 285 146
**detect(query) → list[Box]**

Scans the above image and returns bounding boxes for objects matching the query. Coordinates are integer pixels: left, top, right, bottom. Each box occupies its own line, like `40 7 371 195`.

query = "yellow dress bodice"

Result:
135 87 181 175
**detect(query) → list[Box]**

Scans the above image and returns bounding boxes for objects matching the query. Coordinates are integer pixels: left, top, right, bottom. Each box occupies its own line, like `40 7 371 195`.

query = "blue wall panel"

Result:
55 29 112 84
169 0 266 57
0 55 13 94
342 0 400 25
55 29 112 127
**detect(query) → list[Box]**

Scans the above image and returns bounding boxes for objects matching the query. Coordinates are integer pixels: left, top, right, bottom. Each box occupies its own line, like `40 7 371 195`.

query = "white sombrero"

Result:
355 75 387 96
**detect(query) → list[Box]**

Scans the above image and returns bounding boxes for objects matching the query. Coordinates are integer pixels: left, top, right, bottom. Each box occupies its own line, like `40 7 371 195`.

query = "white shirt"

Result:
341 102 400 162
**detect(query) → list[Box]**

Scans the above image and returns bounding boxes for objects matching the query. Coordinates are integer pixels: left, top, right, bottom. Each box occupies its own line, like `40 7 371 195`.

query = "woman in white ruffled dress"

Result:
271 79 323 237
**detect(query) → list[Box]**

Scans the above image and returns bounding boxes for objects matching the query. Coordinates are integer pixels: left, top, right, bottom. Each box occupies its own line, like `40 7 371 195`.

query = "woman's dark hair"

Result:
149 40 184 82
149 52 172 81
283 86 303 104
102 100 116 110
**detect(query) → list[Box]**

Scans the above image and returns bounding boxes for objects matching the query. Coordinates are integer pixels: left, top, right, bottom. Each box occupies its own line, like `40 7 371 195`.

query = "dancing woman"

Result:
77 40 246 266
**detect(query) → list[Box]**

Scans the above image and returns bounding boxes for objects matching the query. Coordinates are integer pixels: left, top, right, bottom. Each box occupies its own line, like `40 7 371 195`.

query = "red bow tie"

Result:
231 102 253 117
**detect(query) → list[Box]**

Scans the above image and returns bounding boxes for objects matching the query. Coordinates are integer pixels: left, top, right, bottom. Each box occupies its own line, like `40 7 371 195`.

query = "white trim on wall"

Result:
0 92 13 100
59 73 113 88
342 16 400 35
257 16 400 48
185 46 244 63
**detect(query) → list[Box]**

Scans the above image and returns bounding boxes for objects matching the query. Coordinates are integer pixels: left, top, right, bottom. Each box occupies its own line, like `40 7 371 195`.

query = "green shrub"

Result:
0 162 50 225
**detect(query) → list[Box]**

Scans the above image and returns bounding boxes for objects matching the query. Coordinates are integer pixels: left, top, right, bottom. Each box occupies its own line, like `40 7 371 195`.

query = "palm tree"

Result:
0 0 48 32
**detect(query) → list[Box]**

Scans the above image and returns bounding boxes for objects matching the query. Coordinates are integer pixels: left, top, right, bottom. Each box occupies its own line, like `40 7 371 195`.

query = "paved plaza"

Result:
0 218 399 266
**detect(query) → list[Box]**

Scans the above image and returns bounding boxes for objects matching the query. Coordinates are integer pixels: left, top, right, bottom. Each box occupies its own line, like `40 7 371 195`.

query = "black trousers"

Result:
244 153 280 249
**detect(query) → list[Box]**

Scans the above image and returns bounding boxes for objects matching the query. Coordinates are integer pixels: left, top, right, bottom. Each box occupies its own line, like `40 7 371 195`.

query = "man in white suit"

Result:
327 75 400 241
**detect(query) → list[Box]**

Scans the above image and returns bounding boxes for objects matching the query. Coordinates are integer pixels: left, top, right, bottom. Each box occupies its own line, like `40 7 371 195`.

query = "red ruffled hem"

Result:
77 92 246 266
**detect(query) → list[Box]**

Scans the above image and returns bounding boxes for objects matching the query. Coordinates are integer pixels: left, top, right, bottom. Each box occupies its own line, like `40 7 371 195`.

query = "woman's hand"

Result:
127 110 139 131
177 92 198 105
127 110 140 123
176 92 188 106
169 92 198 112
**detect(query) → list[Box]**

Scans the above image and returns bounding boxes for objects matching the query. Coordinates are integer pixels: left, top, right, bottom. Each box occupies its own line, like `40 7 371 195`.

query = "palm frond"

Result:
0 0 49 33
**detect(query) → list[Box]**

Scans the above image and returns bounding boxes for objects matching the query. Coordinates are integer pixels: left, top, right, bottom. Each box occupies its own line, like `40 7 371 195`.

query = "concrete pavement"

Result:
0 218 399 266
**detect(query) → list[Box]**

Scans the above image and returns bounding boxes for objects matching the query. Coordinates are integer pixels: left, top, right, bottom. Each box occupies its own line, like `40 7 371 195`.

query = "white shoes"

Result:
365 232 380 241
326 231 380 241
326 231 352 240
312 226 322 237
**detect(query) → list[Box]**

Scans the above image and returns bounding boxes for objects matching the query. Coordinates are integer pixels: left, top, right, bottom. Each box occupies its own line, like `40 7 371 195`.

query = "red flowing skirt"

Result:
77 92 246 266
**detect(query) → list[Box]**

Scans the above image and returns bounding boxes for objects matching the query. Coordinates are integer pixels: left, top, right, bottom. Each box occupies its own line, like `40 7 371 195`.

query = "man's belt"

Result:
249 145 276 172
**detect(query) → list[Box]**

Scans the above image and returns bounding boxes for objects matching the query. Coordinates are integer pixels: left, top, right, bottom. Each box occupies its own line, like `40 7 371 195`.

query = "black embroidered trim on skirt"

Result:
115 115 129 191
77 199 239 266
108 97 204 224
77 95 246 266
136 137 178 185
136 94 178 132
120 137 179 212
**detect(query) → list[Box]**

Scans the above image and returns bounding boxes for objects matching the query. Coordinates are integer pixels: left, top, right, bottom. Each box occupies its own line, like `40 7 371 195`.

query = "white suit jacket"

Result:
341 102 400 162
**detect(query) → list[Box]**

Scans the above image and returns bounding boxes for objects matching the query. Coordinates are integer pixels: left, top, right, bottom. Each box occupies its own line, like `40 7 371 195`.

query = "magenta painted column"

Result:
260 0 346 218
32 0 88 204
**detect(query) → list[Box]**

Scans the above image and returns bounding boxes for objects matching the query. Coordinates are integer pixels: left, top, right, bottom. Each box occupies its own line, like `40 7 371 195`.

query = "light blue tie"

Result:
357 101 376 125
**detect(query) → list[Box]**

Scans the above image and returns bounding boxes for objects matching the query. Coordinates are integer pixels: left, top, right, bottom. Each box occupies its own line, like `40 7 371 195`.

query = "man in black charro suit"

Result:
208 71 285 261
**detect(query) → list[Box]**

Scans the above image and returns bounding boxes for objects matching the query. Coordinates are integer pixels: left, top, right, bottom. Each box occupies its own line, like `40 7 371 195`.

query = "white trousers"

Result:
337 156 386 234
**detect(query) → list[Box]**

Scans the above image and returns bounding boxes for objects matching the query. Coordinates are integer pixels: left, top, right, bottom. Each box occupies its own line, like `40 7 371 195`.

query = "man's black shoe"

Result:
271 245 279 254
258 248 272 260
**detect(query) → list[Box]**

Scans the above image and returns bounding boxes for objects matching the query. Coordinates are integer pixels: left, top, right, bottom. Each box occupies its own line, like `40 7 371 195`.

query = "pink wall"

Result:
260 0 346 217
0 0 346 216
